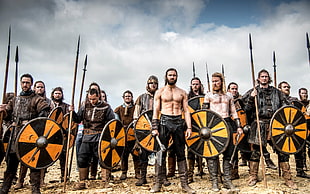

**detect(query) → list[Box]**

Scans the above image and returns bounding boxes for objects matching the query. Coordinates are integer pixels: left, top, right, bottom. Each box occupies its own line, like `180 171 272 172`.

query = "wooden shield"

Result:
271 105 307 154
98 119 126 169
48 107 64 124
186 109 230 158
62 113 78 148
135 110 158 152
188 96 205 113
16 117 64 169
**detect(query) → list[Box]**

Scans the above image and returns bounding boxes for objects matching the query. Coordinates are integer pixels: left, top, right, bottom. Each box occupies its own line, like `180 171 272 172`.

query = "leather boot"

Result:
75 168 89 190
163 163 171 187
1 172 15 194
207 159 219 192
90 160 98 180
231 165 240 180
101 168 111 187
239 152 247 166
15 164 28 190
264 152 277 170
196 157 205 176
150 164 163 193
40 169 46 187
178 160 195 194
296 158 310 179
248 161 259 186
135 163 147 186
187 159 195 183
223 160 239 191
167 156 176 177
280 162 297 190
30 170 41 194
133 160 141 179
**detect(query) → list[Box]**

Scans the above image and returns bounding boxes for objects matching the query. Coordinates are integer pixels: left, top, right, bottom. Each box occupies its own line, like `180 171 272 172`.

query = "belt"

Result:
83 128 102 135
12 120 29 127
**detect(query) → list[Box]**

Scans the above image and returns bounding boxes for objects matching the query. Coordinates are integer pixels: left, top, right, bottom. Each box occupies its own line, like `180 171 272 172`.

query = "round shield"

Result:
48 107 64 125
135 110 158 152
62 113 78 148
186 109 230 158
2 125 13 153
16 117 64 169
271 105 307 154
99 119 126 169
188 96 205 113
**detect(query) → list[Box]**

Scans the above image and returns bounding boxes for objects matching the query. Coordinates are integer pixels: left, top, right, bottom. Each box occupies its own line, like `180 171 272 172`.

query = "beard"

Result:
167 79 177 85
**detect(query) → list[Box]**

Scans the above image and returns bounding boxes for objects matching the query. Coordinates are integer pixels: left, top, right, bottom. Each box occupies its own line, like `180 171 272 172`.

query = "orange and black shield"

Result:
16 118 64 169
135 110 155 152
188 96 205 113
186 110 230 158
62 113 78 148
48 107 64 125
99 119 125 169
271 105 307 154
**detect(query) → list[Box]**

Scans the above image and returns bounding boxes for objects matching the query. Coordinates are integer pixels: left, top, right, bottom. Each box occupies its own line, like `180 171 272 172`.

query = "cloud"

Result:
0 0 309 109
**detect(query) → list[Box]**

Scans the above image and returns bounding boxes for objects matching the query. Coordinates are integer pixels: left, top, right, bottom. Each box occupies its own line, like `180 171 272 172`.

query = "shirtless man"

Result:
150 68 195 194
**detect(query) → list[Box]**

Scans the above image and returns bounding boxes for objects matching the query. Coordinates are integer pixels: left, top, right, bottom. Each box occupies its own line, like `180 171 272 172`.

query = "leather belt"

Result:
83 128 102 135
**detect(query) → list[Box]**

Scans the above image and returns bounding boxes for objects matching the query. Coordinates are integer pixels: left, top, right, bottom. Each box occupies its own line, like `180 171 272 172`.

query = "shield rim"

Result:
16 117 64 169
270 105 307 155
188 95 205 113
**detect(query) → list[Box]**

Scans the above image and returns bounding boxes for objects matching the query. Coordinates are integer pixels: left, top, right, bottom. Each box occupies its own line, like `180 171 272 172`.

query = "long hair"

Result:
123 90 134 105
165 68 177 85
51 87 64 102
257 69 272 85
188 77 204 97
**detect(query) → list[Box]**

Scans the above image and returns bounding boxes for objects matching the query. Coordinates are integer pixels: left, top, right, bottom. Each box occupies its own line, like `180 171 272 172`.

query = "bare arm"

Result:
182 90 192 138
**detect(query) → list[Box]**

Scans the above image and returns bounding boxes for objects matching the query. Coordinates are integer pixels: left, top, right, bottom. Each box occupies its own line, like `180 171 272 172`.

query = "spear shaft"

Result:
63 36 80 192
192 62 196 78
68 54 87 177
14 46 19 96
0 26 11 139
221 64 226 92
273 51 277 88
306 32 310 67
206 62 210 92
249 33 267 188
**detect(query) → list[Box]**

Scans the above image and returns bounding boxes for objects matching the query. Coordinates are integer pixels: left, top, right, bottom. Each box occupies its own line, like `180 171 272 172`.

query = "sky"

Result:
0 0 309 110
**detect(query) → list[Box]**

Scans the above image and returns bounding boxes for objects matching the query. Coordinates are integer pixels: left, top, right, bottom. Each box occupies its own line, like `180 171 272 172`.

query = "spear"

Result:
63 36 80 192
273 51 277 88
14 46 19 96
192 61 196 78
78 54 87 109
249 33 267 188
0 26 11 140
306 32 310 67
68 54 87 177
221 64 226 92
205 62 210 92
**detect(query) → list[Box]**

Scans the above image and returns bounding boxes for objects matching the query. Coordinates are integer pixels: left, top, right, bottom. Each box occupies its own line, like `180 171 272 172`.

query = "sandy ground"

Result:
1 146 310 194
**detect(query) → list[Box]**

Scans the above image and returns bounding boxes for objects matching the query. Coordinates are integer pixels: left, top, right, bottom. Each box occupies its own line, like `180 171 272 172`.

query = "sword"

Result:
155 135 166 166
229 133 241 168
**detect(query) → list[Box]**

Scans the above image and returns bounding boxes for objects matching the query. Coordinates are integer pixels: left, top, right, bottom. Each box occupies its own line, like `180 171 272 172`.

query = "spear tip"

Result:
249 33 253 50
306 32 310 49
15 46 19 63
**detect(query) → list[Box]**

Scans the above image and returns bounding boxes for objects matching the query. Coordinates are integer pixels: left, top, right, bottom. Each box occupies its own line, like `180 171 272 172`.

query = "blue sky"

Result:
0 0 309 109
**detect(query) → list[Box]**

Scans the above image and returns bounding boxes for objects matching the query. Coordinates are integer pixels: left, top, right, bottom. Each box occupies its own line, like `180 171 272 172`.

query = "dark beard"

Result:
167 79 177 85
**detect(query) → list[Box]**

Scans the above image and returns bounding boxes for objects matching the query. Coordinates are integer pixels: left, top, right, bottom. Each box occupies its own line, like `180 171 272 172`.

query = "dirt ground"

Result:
1 147 309 194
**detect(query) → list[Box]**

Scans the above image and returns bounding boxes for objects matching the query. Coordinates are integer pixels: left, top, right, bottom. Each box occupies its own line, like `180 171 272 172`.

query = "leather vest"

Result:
83 101 110 130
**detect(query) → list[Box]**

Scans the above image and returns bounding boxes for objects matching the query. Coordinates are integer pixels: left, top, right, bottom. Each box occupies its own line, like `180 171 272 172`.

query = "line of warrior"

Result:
0 67 309 194
0 30 309 194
